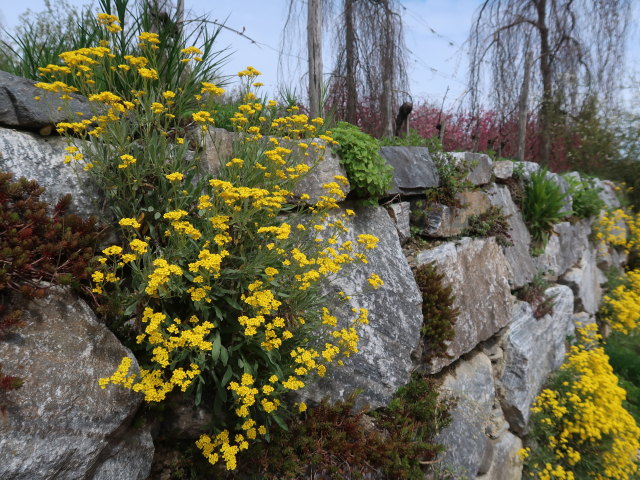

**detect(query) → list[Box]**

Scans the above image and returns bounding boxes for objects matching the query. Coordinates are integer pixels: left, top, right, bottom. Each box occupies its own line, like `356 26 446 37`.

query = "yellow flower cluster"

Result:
594 208 640 255
526 324 640 480
602 268 640 334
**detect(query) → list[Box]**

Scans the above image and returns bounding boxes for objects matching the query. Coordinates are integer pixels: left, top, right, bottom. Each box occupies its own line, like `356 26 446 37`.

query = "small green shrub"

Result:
522 168 572 248
515 273 554 319
331 121 393 203
563 174 605 219
240 376 452 480
462 205 513 247
414 262 458 361
426 152 474 207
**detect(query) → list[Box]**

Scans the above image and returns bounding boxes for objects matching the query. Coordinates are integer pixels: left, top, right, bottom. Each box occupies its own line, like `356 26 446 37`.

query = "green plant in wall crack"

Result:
237 376 452 480
426 152 474 207
414 262 459 361
331 121 393 204
462 205 513 247
563 174 605 219
522 167 572 249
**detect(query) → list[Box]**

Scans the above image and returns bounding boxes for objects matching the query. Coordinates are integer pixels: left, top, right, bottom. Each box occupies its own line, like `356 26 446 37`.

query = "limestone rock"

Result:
535 220 591 277
159 394 214 440
436 352 495 479
299 206 423 409
91 427 155 480
486 184 536 289
476 431 523 480
416 237 513 373
493 161 514 180
0 287 153 480
293 143 350 203
199 127 238 176
593 178 621 210
379 146 439 195
0 127 99 217
0 70 93 129
498 285 574 433
449 152 493 185
559 246 602 314
386 201 411 244
413 191 492 238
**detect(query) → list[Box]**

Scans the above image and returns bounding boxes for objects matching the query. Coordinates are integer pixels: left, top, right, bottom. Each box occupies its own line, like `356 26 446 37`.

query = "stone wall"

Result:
0 70 625 479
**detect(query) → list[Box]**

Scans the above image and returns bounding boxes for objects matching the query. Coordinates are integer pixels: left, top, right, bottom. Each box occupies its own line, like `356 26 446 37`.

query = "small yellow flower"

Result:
165 172 184 182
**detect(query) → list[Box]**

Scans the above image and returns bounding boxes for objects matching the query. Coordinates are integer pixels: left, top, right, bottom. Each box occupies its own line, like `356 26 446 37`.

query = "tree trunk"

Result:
381 0 394 138
535 0 552 165
307 0 322 119
517 50 533 162
345 0 357 124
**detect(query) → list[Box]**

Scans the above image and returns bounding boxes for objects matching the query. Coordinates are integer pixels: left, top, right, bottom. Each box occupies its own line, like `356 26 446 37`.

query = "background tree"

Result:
329 0 409 137
468 0 631 166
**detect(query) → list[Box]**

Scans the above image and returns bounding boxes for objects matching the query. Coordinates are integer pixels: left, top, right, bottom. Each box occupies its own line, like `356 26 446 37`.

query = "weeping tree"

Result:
468 0 631 165
330 0 409 137
282 0 409 138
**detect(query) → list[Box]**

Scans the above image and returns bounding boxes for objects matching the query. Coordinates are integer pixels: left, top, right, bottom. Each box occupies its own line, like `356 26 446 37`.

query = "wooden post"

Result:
517 50 533 162
307 0 322 119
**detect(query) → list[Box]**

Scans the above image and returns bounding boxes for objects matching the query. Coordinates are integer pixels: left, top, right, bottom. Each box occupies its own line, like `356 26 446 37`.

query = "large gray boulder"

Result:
486 184 536 289
416 238 513 373
0 127 99 217
448 152 493 186
379 146 439 195
0 70 93 130
299 206 423 409
498 285 574 433
0 287 153 480
534 220 591 278
436 352 496 479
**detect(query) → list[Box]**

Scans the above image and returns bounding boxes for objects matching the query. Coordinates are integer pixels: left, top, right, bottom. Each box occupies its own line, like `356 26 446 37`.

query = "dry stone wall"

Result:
0 70 625 479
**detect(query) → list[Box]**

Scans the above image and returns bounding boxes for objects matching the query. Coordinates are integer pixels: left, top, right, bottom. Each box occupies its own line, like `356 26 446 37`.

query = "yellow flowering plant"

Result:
522 324 640 480
38 9 384 471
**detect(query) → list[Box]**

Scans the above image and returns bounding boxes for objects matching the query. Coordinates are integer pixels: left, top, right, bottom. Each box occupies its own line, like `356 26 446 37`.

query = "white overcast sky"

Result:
1 0 639 111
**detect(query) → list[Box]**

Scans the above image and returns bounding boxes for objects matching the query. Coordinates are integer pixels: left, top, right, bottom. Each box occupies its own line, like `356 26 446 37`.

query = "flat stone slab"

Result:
0 287 153 480
0 127 99 217
416 237 513 373
299 206 423 409
498 285 574 433
380 146 439 195
0 70 93 130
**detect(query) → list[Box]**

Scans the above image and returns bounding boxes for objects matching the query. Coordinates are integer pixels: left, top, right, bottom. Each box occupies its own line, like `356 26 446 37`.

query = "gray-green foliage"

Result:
522 168 572 248
563 174 605 219
331 121 393 203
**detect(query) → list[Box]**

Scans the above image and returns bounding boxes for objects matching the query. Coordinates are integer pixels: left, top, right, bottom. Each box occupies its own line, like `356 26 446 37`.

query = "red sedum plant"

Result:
0 171 102 394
